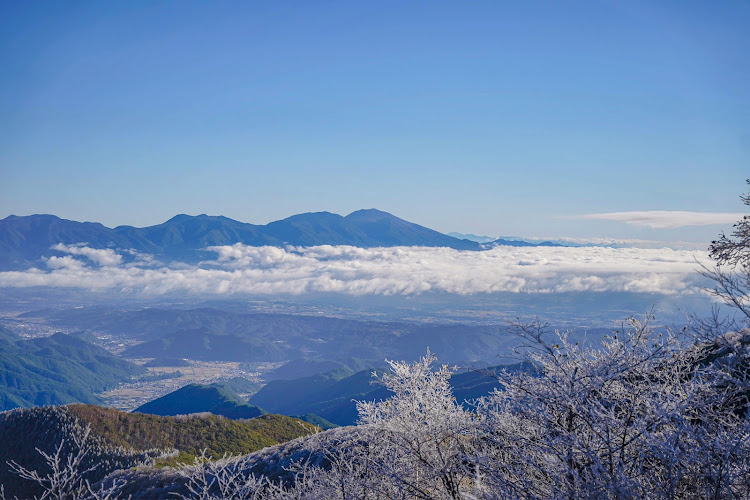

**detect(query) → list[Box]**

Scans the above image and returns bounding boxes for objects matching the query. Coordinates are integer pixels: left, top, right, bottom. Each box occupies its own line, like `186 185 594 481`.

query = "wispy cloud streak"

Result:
570 211 746 229
0 244 712 296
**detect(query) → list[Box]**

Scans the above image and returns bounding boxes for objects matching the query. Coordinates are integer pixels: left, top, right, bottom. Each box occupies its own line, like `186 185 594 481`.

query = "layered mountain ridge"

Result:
0 209 557 270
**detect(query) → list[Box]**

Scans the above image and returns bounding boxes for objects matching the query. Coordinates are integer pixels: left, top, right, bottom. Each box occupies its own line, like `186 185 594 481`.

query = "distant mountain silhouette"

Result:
0 209 490 270
447 232 497 243
486 237 563 248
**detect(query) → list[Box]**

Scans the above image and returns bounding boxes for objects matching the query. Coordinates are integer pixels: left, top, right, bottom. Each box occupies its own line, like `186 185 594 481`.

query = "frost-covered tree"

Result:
169 352 477 499
5 425 98 500
5 425 131 500
173 451 268 500
169 324 750 499
701 179 750 324
3 407 174 500
356 351 476 499
472 315 750 499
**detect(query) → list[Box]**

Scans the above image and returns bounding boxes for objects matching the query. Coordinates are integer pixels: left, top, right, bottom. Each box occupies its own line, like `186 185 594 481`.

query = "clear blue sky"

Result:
1 1 748 243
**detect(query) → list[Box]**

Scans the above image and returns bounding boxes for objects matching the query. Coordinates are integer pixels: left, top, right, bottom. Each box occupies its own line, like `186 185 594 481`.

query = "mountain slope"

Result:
0 327 144 410
0 404 314 498
114 214 279 257
67 404 312 459
344 209 478 248
0 215 133 270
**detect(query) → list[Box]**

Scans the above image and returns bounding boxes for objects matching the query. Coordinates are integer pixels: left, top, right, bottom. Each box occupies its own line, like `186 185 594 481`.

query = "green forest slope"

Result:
0 326 144 409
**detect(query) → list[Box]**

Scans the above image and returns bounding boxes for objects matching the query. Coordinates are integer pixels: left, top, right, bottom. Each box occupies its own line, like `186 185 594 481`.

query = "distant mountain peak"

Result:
2 213 61 222
165 213 224 223
165 214 193 223
345 208 398 222
279 211 341 222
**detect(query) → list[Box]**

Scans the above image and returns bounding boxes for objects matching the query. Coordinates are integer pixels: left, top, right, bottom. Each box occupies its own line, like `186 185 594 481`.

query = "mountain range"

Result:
21 306 526 365
0 209 558 270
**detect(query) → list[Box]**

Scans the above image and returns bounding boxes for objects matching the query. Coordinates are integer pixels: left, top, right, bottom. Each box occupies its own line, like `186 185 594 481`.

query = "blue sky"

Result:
1 1 748 243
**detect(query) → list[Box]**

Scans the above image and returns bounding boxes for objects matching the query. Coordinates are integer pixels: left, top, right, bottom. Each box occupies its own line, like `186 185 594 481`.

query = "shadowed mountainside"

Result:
134 383 265 419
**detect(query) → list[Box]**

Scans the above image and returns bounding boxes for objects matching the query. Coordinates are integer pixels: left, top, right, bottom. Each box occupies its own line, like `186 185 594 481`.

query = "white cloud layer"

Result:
570 211 746 229
0 244 714 297
51 243 123 266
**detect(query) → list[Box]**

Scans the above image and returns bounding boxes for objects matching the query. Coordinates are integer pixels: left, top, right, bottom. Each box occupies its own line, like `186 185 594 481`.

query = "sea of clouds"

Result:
0 243 713 297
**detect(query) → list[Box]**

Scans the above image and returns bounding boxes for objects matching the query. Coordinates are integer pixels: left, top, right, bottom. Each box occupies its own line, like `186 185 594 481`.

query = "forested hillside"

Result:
0 326 144 410
0 404 315 498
